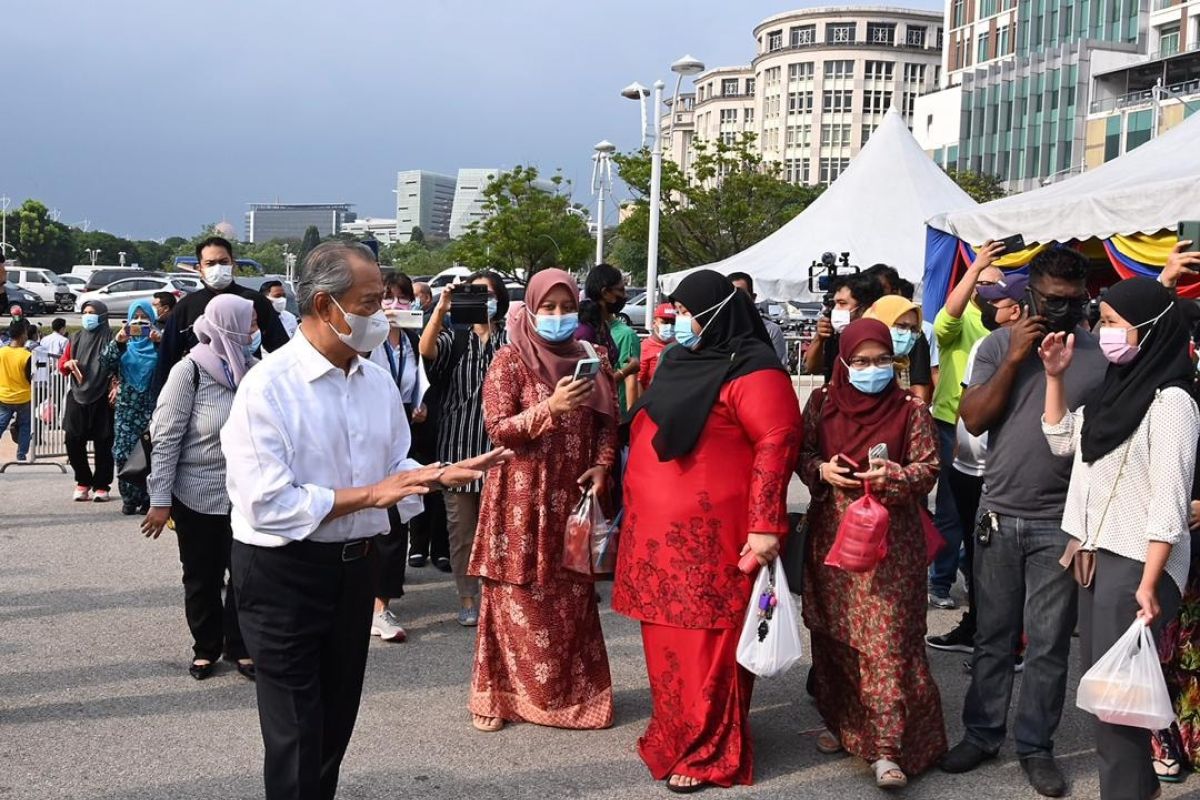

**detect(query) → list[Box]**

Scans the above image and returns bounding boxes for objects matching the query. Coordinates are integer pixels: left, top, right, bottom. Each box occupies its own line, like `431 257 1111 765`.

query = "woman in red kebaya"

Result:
468 268 618 733
798 318 944 790
613 269 802 793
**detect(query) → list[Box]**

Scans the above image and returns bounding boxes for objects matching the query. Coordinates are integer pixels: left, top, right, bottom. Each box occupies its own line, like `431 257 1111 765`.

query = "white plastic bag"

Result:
1077 618 1176 730
736 561 804 678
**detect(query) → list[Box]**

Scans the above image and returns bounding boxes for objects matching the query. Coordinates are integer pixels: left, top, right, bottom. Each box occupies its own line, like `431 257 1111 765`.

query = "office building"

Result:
447 168 557 239
914 0 1199 190
340 217 405 245
664 7 944 185
394 170 457 242
244 203 356 243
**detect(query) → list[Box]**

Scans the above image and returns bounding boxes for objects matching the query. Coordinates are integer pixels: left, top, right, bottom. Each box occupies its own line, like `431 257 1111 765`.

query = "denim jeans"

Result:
929 420 962 596
962 513 1077 758
0 401 31 460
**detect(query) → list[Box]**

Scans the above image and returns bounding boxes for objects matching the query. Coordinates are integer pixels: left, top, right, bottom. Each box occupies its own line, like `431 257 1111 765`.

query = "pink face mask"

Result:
1098 326 1139 365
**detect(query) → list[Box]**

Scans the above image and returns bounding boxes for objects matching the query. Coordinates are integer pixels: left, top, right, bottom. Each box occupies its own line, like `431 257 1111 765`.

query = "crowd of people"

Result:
7 231 1200 800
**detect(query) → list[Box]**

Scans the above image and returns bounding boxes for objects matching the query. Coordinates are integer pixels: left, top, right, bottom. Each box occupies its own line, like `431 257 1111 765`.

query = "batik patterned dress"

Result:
101 339 155 508
468 346 618 729
798 388 947 775
1153 545 1200 769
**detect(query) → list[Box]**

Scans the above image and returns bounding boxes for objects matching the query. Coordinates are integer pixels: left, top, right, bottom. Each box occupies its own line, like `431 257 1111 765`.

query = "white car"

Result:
74 275 194 315
8 267 75 310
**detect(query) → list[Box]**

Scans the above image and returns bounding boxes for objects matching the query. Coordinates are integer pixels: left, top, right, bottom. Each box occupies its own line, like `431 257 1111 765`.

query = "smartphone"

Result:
573 340 601 381
738 550 761 574
1179 221 1200 253
868 443 889 464
998 233 1025 254
449 283 490 325
129 322 143 338
1023 286 1041 316
385 308 424 330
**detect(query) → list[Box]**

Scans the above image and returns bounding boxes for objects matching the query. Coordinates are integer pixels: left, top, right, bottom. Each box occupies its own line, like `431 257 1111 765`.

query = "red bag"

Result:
824 481 891 572
921 508 945 564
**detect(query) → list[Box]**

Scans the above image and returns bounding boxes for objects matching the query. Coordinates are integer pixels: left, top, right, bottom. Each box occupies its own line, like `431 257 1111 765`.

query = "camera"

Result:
809 251 858 295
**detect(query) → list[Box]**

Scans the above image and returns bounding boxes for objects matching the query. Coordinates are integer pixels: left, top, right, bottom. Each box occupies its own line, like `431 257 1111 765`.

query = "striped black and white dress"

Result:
429 326 507 494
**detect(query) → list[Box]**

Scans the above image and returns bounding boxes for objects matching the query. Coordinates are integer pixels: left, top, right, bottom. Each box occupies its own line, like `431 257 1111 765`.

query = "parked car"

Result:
74 276 193 315
83 269 166 292
4 282 49 316
58 274 87 292
7 267 75 311
236 274 299 316
617 291 648 329
170 275 204 293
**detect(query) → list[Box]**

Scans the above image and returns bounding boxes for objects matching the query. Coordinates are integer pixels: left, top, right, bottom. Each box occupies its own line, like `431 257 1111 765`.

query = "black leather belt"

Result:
283 537 373 564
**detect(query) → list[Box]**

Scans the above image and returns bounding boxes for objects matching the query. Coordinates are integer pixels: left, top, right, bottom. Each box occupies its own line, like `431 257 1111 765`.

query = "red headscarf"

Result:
505 268 616 419
818 318 912 466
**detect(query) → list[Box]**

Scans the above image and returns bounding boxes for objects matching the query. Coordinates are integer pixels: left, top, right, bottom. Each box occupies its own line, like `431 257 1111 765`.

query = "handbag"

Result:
779 513 808 595
117 431 152 489
1059 439 1132 589
921 507 945 565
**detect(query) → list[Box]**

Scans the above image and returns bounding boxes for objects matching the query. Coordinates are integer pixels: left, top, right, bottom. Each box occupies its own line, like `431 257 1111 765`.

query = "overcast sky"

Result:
1 0 940 240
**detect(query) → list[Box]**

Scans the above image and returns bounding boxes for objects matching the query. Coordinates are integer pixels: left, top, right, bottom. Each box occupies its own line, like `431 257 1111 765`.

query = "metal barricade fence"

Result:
0 349 68 473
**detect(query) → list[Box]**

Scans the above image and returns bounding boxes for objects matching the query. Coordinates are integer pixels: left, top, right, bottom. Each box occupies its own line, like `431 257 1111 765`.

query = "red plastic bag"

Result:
564 491 607 577
921 508 944 564
824 482 891 572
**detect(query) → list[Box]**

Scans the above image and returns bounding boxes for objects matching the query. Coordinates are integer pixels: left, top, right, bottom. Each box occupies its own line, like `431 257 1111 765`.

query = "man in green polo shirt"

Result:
928 241 1006 609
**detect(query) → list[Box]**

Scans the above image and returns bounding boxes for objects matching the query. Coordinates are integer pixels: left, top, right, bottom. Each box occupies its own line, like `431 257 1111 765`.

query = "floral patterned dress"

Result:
100 339 155 509
613 369 802 787
1153 542 1200 769
468 346 618 729
798 388 947 775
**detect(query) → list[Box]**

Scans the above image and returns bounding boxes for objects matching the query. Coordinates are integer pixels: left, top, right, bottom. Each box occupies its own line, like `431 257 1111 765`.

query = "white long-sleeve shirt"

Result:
1042 386 1198 593
221 330 423 547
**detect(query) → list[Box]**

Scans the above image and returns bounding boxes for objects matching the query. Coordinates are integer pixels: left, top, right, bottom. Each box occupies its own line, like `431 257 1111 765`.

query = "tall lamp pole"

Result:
0 195 10 256
622 55 704 303
592 140 615 264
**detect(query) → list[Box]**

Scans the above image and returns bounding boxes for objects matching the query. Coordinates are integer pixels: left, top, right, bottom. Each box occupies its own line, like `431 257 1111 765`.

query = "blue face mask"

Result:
674 315 699 349
847 364 895 394
486 298 498 319
890 327 916 357
534 312 578 342
245 330 262 358
81 313 101 331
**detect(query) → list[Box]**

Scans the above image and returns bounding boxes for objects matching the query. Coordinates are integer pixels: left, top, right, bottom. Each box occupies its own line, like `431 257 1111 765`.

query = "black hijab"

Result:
70 300 113 406
629 270 784 461
1081 277 1194 463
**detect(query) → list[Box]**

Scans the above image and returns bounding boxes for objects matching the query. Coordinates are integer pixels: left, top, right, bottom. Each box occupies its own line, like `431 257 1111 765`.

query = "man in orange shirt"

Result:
0 319 34 462
638 304 676 388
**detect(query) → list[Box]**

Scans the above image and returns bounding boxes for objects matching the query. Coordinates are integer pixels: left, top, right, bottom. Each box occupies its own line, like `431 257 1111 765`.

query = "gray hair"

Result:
296 241 377 316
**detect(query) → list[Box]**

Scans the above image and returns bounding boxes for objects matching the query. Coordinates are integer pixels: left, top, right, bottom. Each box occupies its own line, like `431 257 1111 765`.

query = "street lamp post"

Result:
592 140 616 264
622 55 704 303
118 251 127 267
85 248 101 266
0 195 10 256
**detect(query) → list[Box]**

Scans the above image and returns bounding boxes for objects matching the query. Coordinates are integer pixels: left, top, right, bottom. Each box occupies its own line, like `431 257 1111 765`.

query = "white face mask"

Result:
831 308 853 333
270 296 287 314
328 296 390 354
202 263 234 290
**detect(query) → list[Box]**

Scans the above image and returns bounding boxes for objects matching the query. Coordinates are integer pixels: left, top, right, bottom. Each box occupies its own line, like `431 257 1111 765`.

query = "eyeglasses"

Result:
844 355 895 369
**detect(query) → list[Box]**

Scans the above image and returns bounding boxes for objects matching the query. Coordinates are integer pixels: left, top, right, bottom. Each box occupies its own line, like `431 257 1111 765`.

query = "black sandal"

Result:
665 776 707 794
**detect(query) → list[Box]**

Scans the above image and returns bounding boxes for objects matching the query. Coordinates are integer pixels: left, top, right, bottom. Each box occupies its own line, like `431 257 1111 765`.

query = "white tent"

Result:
659 108 977 301
927 110 1200 245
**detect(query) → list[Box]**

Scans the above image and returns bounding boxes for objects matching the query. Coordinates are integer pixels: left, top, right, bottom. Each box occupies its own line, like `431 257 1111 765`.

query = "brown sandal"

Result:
816 729 843 754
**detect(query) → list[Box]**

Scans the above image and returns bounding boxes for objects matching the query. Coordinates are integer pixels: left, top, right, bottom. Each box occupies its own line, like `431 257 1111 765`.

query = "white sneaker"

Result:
92 489 111 503
371 609 407 642
73 486 91 502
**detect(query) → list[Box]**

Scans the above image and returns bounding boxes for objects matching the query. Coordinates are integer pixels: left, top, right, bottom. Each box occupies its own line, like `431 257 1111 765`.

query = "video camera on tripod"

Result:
807 251 859 296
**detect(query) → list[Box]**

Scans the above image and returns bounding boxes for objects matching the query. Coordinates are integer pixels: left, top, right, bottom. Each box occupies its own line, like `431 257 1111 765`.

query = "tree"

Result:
409 226 425 245
299 225 321 263
451 165 593 280
613 134 823 281
945 168 1007 203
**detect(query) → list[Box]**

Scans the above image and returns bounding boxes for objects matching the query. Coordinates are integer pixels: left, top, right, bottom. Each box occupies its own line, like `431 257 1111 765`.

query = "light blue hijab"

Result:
121 298 159 393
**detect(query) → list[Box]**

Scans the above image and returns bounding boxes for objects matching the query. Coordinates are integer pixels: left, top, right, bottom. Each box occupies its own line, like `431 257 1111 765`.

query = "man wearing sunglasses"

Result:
943 248 1106 798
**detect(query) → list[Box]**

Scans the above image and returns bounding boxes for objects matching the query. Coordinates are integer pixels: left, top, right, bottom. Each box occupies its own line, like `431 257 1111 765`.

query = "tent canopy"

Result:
660 108 977 302
927 110 1200 246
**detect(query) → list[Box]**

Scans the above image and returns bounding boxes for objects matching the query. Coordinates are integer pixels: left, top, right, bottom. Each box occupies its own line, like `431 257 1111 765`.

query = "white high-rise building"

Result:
448 168 500 239
394 170 457 242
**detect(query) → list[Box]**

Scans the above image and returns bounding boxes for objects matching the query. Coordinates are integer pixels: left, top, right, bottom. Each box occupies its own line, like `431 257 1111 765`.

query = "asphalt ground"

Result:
1 448 1197 800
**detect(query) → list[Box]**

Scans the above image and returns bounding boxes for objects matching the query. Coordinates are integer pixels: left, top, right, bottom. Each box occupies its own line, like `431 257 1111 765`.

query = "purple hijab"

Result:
190 294 255 389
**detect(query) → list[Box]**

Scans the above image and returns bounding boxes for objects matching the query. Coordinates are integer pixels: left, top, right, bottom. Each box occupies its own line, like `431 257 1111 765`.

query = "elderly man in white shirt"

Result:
223 241 509 800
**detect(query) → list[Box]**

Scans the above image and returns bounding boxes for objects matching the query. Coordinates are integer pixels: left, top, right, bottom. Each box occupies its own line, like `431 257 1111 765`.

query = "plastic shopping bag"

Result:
563 490 607 577
1077 618 1176 730
591 508 621 576
38 399 57 426
824 482 891 572
736 561 804 678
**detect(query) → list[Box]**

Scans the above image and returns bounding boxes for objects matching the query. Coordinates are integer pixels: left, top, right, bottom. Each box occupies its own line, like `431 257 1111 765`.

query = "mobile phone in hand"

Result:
998 233 1025 254
868 443 889 463
573 340 601 381
1179 221 1200 253
738 550 760 574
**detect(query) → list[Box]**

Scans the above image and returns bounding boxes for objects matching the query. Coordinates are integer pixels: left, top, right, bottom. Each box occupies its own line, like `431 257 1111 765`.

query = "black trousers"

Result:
1079 550 1181 800
66 433 114 489
949 467 984 628
407 491 449 561
373 506 408 599
233 539 375 800
173 499 245 661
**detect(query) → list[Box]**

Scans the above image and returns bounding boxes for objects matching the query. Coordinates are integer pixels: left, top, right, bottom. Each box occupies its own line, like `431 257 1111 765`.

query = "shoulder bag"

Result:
1059 438 1132 589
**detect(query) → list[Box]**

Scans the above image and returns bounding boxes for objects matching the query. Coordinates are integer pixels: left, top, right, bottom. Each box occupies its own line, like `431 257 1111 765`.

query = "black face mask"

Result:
606 288 627 314
980 300 1001 331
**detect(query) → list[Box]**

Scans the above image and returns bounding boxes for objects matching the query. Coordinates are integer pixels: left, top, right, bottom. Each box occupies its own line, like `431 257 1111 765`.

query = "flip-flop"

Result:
471 714 504 733
1153 757 1183 783
816 729 843 754
873 759 908 790
665 775 707 794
